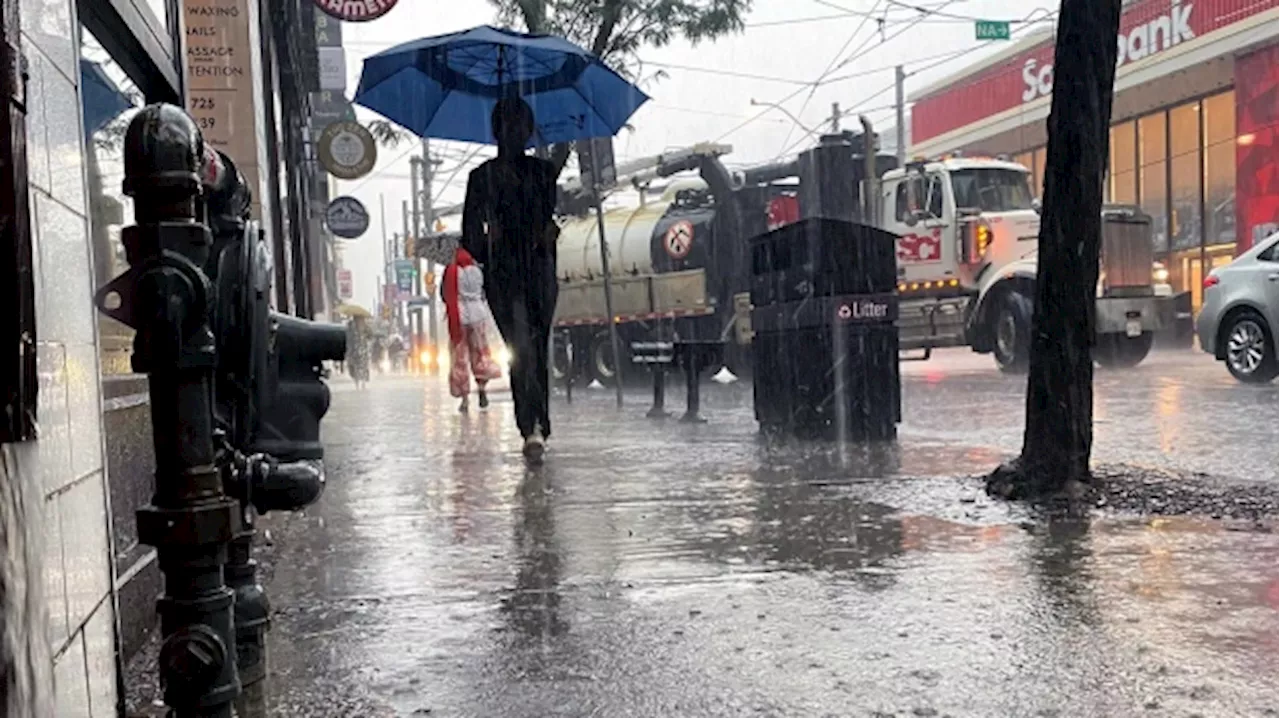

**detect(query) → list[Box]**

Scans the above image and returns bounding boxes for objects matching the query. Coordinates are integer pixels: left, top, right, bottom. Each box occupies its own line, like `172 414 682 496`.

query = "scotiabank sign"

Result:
913 0 1277 143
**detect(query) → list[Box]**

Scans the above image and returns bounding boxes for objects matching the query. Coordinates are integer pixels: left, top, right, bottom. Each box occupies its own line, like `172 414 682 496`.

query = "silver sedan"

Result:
1196 232 1280 383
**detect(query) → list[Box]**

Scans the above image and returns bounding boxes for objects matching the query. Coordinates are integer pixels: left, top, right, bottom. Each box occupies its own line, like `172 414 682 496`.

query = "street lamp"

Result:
750 98 827 136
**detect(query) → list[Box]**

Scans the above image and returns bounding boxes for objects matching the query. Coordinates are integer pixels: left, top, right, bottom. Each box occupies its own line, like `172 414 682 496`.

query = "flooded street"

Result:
227 348 1280 717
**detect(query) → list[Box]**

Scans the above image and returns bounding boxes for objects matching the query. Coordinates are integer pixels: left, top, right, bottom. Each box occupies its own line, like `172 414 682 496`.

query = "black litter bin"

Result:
751 217 900 440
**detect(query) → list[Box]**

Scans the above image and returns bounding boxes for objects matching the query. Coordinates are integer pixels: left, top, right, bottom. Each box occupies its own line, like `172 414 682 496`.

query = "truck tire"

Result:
1220 310 1278 383
992 291 1032 374
550 332 573 382
589 331 620 386
1093 332 1153 369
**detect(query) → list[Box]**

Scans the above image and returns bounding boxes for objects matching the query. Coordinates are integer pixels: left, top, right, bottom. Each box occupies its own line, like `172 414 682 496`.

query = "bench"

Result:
630 339 725 423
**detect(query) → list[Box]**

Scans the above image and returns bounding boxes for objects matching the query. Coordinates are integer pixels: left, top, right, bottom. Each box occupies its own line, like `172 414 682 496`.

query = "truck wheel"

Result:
550 333 573 381
1221 311 1278 383
992 291 1032 374
1094 332 1153 369
589 331 620 386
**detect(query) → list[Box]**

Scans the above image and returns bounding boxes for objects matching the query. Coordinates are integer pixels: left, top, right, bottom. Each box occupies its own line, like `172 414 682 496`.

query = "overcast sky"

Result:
334 0 1058 309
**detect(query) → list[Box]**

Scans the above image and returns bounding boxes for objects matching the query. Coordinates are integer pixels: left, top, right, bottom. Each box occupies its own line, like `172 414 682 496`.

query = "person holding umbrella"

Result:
353 25 651 461
461 97 558 459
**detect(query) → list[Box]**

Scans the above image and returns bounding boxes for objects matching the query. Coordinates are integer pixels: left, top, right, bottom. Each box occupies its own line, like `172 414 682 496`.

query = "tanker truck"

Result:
547 133 1174 383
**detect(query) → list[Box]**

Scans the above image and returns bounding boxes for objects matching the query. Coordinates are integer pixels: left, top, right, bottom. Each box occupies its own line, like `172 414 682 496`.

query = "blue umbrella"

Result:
353 25 649 146
80 59 133 139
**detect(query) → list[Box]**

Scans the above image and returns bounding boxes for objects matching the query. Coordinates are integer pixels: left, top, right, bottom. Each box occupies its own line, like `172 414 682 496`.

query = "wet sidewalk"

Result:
232 365 1278 718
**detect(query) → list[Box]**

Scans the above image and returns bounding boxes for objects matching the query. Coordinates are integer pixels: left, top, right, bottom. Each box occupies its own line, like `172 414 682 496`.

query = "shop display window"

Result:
1138 112 1169 253
1169 102 1202 252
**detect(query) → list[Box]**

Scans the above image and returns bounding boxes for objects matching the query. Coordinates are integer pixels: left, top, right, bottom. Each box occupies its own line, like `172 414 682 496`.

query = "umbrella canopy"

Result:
354 25 649 146
80 59 133 139
335 303 372 318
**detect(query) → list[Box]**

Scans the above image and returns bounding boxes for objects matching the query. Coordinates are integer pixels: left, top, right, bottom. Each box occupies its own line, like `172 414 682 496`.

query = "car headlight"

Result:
1152 261 1169 284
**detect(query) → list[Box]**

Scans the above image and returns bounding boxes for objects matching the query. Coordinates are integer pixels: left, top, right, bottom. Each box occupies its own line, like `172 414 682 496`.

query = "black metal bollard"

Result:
648 366 668 419
95 104 241 717
674 340 724 424
681 359 703 423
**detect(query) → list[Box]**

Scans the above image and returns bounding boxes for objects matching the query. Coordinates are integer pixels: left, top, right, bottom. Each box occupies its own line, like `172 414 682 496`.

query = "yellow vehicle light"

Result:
910 282 920 291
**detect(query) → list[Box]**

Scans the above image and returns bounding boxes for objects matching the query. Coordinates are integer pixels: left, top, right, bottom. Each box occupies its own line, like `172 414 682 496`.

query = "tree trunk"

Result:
988 0 1123 500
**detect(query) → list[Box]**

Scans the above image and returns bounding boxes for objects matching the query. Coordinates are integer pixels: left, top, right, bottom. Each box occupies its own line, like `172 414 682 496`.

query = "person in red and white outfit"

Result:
443 246 501 412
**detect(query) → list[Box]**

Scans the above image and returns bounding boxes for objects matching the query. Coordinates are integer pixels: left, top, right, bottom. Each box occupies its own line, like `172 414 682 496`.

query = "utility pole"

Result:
408 156 425 371
379 193 388 321
831 102 841 133
402 200 416 371
421 137 440 375
895 65 907 165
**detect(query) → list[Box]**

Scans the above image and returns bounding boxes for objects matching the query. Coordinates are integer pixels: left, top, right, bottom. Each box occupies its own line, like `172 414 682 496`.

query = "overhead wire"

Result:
777 0 886 155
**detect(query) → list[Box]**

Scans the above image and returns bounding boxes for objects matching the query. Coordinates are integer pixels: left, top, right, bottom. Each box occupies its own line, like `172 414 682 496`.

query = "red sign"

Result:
912 0 1277 144
766 195 800 230
1235 43 1279 253
897 228 944 263
664 220 694 259
313 0 397 22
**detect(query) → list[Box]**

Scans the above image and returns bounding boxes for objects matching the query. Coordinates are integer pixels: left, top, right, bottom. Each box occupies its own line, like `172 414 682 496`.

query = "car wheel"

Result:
1094 332 1153 369
1223 312 1278 383
992 291 1032 374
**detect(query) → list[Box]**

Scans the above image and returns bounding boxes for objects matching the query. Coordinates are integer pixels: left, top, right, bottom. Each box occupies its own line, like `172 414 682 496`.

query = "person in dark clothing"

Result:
461 97 560 461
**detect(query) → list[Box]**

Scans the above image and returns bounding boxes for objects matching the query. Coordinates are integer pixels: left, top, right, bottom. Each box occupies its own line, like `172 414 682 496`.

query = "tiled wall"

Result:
6 0 120 713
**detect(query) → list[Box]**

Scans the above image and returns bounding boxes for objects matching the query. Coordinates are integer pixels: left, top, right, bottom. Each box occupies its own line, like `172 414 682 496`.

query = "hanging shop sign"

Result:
318 46 347 91
393 260 416 299
337 269 354 299
317 120 377 180
313 0 398 22
325 196 370 239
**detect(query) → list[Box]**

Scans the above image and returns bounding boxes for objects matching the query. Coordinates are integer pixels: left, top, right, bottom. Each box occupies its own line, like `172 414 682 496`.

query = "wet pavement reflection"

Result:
257 349 1278 717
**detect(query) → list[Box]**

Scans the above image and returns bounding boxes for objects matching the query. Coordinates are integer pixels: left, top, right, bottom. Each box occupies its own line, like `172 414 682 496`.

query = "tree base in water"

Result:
986 456 1095 501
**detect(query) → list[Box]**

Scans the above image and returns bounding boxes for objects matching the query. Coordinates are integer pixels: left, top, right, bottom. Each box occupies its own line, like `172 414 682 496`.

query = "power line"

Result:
778 0 886 154
642 61 815 86
882 0 1049 23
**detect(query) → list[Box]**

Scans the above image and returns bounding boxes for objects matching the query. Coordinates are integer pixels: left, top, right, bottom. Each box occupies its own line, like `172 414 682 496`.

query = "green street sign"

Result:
975 20 1011 40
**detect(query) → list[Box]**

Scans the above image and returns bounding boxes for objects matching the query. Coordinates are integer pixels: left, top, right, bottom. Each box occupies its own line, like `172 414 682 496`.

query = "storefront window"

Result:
1138 111 1169 253
1202 91 1236 248
1169 102 1202 252
1109 122 1137 204
82 29 143 375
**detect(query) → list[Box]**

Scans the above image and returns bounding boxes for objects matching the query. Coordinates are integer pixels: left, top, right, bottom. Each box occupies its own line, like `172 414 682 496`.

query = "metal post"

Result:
402 200 416 371
96 104 240 717
831 102 841 133
422 138 440 374
647 365 667 419
589 147 624 408
679 348 705 424
895 65 907 166
859 115 879 227
408 157 426 370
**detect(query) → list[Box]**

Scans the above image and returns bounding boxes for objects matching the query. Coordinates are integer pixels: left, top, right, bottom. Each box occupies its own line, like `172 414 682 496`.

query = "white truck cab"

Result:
878 156 1173 371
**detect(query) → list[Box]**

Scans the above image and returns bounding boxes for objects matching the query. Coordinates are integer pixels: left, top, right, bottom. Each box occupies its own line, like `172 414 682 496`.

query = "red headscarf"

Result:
442 247 475 346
